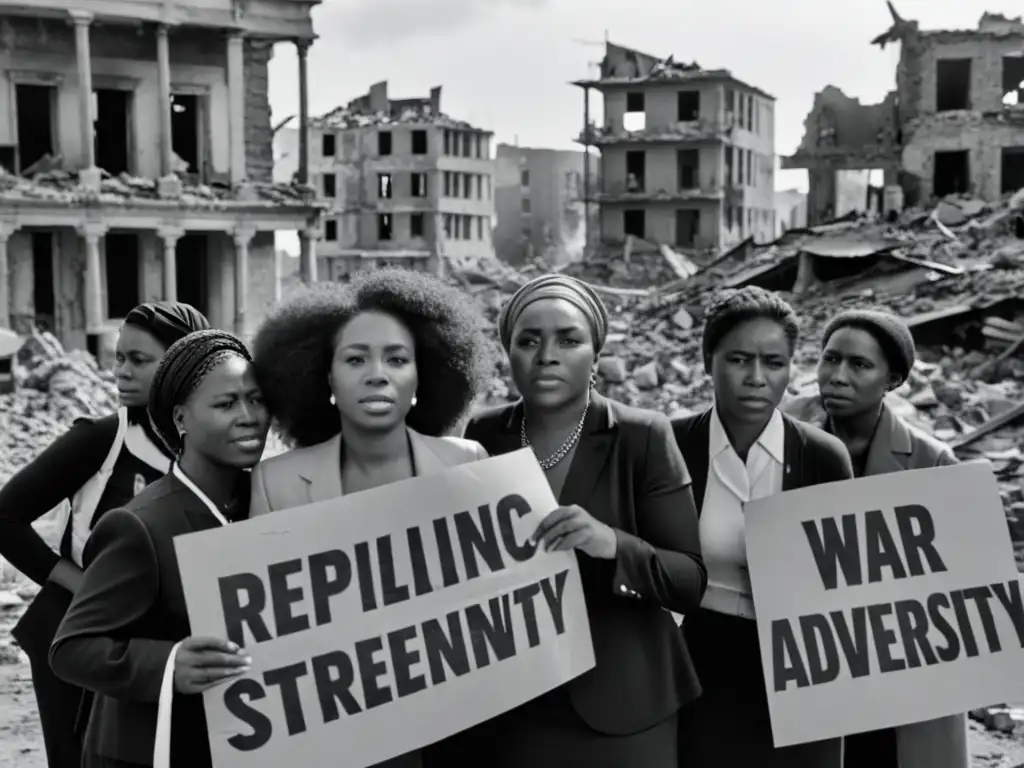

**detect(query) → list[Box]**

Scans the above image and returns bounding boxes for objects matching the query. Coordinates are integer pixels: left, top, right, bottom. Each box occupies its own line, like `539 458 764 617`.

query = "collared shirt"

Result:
699 406 785 619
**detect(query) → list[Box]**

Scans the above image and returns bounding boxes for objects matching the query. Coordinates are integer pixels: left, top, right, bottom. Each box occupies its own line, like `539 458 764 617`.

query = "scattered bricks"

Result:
633 361 659 390
671 307 695 330
598 356 628 384
984 708 1017 734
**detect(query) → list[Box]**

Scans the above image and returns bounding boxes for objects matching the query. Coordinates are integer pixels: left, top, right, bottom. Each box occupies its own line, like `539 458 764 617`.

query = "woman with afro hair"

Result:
247 269 491 765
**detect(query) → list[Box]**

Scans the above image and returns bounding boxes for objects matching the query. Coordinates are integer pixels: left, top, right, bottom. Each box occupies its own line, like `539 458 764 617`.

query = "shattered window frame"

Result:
411 129 428 155
623 209 645 239
377 213 393 241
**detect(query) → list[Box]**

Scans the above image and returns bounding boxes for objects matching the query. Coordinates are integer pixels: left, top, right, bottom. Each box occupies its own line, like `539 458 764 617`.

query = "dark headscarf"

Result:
148 330 252 455
498 274 609 353
124 301 210 350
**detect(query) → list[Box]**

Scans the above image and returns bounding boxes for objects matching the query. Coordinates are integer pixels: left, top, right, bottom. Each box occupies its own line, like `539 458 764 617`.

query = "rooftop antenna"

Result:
572 32 609 76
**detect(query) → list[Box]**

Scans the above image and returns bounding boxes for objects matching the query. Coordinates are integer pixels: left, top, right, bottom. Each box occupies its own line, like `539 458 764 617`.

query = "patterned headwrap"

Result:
124 301 210 350
497 274 609 353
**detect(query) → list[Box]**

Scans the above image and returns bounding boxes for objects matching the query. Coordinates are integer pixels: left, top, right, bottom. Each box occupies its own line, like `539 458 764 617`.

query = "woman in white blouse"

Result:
670 287 854 767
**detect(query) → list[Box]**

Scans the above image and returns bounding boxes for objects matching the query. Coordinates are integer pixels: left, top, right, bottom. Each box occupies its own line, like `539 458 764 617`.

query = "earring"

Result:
411 394 418 407
329 393 336 406
176 430 186 459
590 370 598 388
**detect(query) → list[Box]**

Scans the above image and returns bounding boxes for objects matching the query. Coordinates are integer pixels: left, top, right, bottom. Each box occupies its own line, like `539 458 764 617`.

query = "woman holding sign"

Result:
50 330 268 768
432 274 706 768
671 287 854 767
246 269 494 767
0 301 208 768
817 308 968 768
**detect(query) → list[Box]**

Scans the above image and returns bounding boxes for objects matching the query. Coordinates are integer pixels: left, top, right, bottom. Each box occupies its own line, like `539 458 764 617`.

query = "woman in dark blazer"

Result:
50 331 268 768
431 274 706 768
816 308 968 768
672 287 853 768
0 301 208 768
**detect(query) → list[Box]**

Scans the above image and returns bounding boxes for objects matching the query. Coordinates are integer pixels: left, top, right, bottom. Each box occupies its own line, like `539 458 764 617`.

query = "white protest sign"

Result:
174 448 595 768
744 461 1024 747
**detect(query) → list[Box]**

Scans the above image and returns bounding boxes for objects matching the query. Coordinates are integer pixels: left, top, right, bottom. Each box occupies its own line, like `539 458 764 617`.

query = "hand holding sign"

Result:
173 636 252 695
533 505 617 559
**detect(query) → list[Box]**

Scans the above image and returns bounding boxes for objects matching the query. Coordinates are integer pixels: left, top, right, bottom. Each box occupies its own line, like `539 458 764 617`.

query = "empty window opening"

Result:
624 92 646 132
725 88 735 122
322 133 336 157
443 171 451 196
323 173 336 198
677 149 699 190
105 233 140 320
522 197 531 213
31 233 55 333
325 220 338 241
443 130 451 155
725 147 734 185
170 94 202 178
474 134 482 158
378 214 393 240
1001 148 1024 194
410 212 425 237
678 91 700 121
936 59 971 111
521 169 530 187
411 172 427 197
15 84 55 173
175 234 209 316
1003 56 1024 106
675 209 699 247
746 150 753 187
412 130 428 155
461 133 472 157
623 209 645 239
444 214 453 238
378 131 392 156
626 150 645 192
464 173 473 199
737 205 746 236
94 89 131 175
0 147 14 174
476 216 483 239
462 215 472 239
474 174 482 199
453 173 462 197
933 150 969 197
737 148 745 185
378 173 392 199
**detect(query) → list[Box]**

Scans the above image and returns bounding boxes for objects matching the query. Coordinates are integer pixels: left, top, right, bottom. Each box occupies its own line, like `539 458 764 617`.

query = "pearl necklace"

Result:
520 400 590 471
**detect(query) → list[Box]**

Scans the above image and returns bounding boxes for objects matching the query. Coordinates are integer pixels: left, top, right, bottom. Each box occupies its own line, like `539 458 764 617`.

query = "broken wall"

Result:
603 82 724 134
0 16 234 178
599 203 721 250
790 86 901 168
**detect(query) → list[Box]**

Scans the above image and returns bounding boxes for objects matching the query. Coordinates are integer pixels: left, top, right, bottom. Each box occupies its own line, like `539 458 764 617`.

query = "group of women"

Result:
0 268 969 768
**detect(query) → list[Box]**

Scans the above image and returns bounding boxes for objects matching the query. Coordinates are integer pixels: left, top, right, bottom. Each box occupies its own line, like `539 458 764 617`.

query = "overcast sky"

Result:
267 0 1022 193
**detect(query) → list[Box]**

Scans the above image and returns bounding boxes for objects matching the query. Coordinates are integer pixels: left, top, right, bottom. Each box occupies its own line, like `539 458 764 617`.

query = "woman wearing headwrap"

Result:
428 274 706 768
51 329 267 768
0 301 208 768
817 308 968 768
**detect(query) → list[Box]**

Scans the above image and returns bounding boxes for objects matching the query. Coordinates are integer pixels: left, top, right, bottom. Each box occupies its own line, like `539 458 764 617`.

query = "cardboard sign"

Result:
744 462 1024 747
175 448 595 768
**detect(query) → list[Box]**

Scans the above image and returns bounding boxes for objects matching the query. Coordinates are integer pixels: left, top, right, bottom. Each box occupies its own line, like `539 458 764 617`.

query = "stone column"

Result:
79 224 107 336
299 227 318 284
226 32 246 185
158 228 182 301
0 226 12 329
296 39 310 186
233 229 253 337
70 10 100 190
156 24 181 198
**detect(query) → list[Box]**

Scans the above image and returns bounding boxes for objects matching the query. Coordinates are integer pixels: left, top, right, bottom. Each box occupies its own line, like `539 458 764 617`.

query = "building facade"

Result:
302 80 496 279
783 10 1024 223
493 144 598 266
0 0 323 351
575 42 776 253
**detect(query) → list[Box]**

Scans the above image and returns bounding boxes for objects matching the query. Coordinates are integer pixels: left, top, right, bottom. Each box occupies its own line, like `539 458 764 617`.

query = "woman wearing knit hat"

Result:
817 308 967 768
431 274 705 768
672 286 853 768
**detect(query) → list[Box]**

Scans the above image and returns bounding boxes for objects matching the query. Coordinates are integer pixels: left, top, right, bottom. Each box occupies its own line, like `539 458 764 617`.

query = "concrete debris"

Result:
0 167 319 209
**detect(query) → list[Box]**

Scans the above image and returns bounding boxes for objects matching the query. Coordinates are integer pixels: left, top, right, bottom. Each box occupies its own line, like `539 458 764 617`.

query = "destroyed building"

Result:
493 144 598 267
299 81 496 278
0 0 324 353
573 42 777 254
784 7 1024 224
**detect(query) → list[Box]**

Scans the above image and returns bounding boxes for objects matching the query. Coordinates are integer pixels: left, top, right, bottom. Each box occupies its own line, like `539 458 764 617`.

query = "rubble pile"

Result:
0 329 117 486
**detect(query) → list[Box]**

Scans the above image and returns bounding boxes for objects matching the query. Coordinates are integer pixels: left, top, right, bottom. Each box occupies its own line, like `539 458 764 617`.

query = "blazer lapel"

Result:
299 434 344 503
864 403 911 476
558 393 616 508
409 429 449 477
173 475 228 534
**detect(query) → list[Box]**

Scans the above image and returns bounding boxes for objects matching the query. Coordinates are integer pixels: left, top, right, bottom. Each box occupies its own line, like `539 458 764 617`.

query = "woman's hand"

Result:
173 637 251 695
531 505 617 559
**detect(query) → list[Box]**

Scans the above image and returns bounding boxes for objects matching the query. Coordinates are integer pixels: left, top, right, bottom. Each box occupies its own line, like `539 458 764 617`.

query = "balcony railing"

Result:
577 117 736 145
594 179 724 200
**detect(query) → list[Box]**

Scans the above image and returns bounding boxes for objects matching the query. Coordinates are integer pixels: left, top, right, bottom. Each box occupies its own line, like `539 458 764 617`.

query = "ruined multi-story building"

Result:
0 0 323 353
493 144 598 267
574 42 776 253
783 8 1024 224
300 80 496 279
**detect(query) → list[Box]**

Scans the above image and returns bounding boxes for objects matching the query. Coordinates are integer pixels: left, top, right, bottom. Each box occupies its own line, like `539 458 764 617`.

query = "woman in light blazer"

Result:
247 269 493 767
816 308 968 768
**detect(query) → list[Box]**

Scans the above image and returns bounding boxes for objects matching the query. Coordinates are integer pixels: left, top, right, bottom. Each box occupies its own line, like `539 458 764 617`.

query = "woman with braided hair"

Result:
50 329 268 768
0 301 208 768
